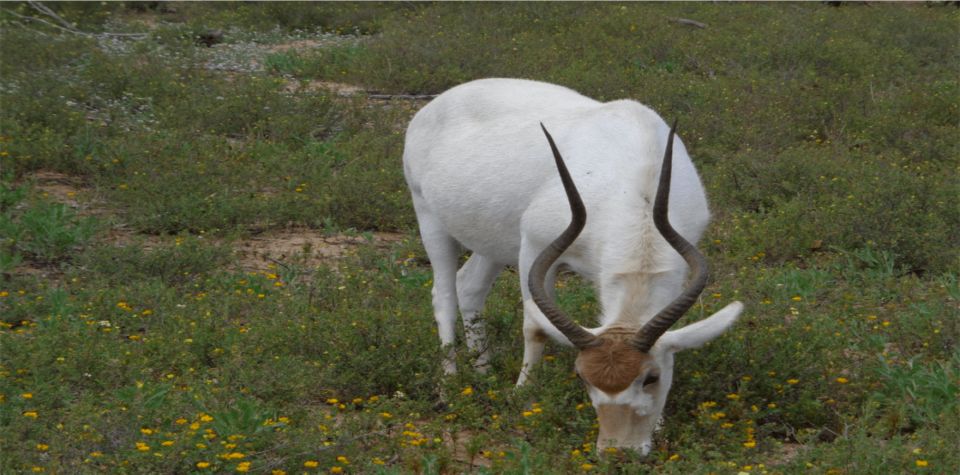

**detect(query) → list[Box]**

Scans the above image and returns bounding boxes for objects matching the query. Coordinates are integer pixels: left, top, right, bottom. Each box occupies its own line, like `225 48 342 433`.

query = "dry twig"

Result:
2 1 148 39
669 17 708 29
367 93 438 101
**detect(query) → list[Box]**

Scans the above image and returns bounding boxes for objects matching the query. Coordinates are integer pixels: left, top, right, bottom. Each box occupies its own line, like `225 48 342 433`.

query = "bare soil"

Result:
233 228 405 272
282 79 365 97
28 170 110 217
767 442 806 467
18 171 408 275
263 39 329 53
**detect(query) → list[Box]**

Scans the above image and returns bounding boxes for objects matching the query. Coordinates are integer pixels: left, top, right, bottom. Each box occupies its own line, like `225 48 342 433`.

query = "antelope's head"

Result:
531 122 743 454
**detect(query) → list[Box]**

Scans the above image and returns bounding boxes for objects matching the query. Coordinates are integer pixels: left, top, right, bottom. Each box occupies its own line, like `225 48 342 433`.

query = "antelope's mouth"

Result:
595 404 652 452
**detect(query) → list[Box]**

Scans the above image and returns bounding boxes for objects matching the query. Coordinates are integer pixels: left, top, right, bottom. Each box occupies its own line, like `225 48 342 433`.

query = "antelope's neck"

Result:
598 268 686 329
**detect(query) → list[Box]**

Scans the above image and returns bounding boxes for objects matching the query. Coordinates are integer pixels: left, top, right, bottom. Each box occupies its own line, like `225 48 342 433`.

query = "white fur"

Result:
403 78 743 452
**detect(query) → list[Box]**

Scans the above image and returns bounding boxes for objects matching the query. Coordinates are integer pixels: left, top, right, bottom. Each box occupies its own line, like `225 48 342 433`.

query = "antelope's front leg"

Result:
516 300 549 386
516 240 560 385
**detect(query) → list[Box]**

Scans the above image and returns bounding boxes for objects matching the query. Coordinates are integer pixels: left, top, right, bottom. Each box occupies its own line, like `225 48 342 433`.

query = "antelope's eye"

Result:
642 374 660 387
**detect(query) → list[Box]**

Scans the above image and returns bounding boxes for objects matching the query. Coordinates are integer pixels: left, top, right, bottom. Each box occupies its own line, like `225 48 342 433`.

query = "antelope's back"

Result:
403 79 601 261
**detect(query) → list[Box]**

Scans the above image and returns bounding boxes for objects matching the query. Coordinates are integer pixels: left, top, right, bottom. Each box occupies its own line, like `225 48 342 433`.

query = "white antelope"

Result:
403 78 743 453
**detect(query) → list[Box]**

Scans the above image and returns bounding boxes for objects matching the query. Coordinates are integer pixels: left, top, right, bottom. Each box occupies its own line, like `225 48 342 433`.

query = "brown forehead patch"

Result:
576 338 652 394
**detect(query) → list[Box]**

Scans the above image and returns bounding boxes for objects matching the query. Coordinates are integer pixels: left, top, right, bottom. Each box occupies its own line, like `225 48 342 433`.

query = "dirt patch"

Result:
20 171 409 274
443 429 494 470
264 39 329 53
283 79 365 97
233 228 405 272
204 34 363 73
29 171 85 210
766 442 806 467
26 170 114 219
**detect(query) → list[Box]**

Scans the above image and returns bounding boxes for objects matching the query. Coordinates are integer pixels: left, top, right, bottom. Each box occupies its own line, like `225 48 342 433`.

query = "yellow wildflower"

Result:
304 460 319 468
461 386 474 396
236 462 251 472
916 460 929 468
196 461 211 469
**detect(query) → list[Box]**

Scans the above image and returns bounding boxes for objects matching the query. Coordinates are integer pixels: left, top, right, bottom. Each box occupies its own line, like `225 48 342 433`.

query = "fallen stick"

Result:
670 17 708 29
367 93 438 101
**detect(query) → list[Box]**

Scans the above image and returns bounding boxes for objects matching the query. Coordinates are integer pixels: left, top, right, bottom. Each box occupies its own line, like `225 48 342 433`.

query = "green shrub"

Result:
77 235 232 286
0 189 97 264
707 145 958 273
870 352 959 433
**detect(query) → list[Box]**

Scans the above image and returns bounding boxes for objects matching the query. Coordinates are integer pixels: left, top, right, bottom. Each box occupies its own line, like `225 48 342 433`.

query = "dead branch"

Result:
7 17 50 37
669 17 708 29
28 0 74 30
2 1 148 39
3 7 83 36
367 93 438 101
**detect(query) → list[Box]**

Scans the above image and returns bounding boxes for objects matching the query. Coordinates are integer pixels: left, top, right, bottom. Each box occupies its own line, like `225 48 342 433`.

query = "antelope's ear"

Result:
657 301 743 352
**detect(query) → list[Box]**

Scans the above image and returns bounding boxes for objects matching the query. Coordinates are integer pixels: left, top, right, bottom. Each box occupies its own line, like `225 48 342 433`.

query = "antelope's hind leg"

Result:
414 205 462 375
456 254 504 372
